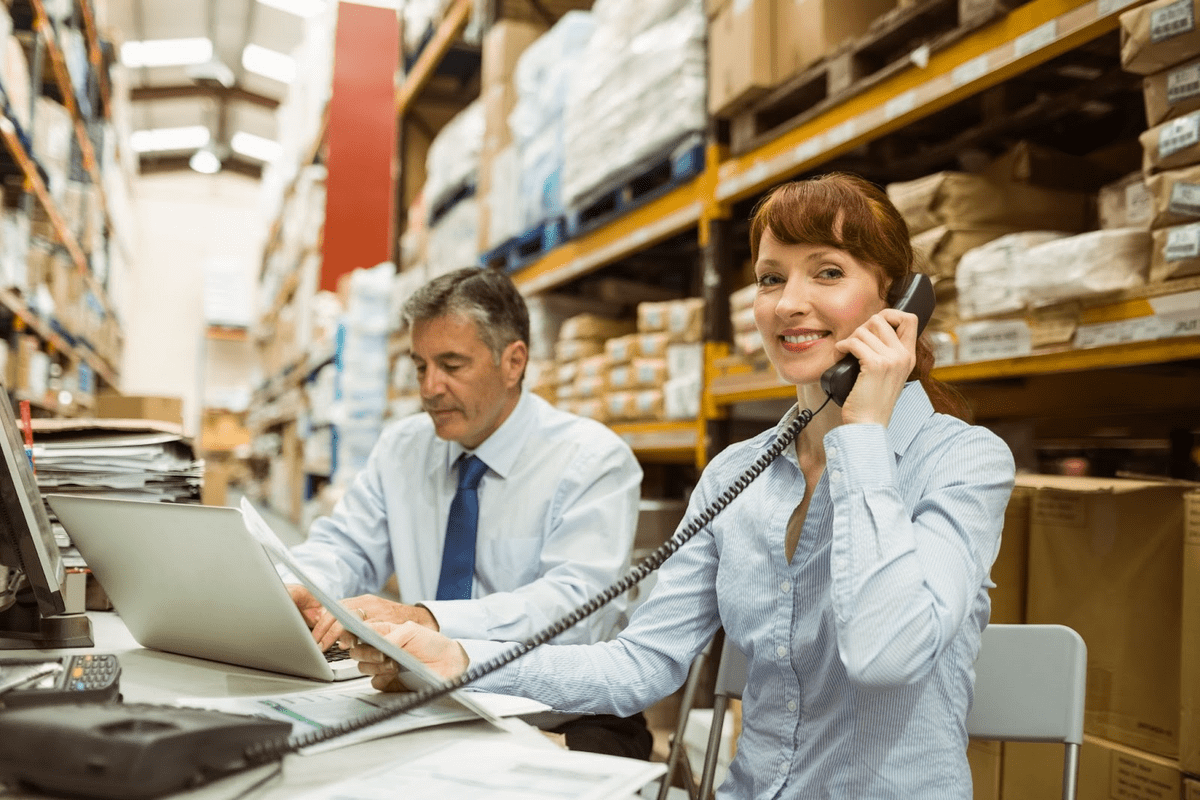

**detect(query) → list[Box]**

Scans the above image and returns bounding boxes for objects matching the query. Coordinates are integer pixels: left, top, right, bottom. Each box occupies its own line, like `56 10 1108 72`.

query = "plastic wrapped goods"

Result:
561 0 707 210
1018 229 1152 308
425 100 484 219
426 197 480 274
509 11 594 230
956 232 1071 319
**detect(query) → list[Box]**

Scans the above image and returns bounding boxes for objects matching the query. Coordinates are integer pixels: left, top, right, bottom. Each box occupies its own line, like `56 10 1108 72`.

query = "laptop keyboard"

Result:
324 646 351 664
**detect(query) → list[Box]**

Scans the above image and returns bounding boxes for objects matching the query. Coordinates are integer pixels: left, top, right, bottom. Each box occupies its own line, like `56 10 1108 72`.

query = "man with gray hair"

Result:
285 267 651 758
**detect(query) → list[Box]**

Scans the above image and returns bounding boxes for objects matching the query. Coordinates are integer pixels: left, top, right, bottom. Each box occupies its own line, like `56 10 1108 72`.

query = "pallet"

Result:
564 141 705 240
480 217 570 274
726 0 1032 156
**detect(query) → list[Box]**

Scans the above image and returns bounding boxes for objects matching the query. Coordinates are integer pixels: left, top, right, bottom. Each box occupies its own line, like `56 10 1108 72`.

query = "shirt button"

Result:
831 469 843 482
776 645 787 658
827 446 837 459
787 700 797 712
778 763 788 775
780 581 791 593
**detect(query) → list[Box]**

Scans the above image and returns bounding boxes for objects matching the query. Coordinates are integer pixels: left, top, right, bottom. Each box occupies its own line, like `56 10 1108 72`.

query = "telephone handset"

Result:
820 272 936 406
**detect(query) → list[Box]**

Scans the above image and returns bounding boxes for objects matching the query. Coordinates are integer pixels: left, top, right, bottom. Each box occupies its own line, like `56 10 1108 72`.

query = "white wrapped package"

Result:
425 100 484 218
483 145 522 250
427 196 480 273
1018 229 1152 308
956 231 1070 319
561 0 707 209
510 11 595 229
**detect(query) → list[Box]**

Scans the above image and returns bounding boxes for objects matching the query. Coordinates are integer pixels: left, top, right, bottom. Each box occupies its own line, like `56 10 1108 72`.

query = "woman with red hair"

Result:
352 173 1015 799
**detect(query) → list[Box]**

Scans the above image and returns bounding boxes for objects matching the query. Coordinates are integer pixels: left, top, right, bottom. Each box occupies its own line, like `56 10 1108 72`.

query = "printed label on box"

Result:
1170 182 1200 216
1159 115 1200 158
1169 64 1200 105
1033 493 1088 528
1152 0 1196 43
1166 223 1200 260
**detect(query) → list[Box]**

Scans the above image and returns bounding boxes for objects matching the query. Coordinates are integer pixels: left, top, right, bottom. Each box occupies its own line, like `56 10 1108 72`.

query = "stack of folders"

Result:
28 419 203 567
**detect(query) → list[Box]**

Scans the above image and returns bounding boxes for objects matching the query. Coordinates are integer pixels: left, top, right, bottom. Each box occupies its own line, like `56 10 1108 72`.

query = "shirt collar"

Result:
444 390 532 480
769 381 934 457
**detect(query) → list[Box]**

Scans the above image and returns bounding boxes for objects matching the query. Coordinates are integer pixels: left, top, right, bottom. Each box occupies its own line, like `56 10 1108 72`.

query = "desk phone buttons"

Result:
0 654 121 708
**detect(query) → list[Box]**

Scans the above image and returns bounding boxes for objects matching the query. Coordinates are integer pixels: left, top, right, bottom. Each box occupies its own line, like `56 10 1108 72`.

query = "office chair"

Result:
966 623 1087 800
656 638 716 800
690 624 1086 800
696 638 748 800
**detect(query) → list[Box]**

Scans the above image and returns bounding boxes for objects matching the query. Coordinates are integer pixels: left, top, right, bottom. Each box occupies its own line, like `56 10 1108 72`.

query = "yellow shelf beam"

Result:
933 335 1200 382
716 0 1138 204
513 179 706 294
0 288 118 387
609 420 701 466
395 0 473 116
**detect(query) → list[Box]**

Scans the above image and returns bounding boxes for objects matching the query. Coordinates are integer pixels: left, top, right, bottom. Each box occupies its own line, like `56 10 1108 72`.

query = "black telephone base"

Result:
0 702 292 800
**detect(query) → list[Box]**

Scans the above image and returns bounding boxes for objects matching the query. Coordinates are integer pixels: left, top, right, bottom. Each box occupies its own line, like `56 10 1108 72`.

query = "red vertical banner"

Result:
321 2 400 292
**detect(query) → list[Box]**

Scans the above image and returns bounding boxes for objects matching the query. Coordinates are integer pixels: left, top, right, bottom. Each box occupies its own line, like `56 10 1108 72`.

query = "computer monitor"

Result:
0 390 92 649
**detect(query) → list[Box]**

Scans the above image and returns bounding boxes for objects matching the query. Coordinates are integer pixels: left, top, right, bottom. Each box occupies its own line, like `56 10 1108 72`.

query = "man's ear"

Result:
503 340 528 387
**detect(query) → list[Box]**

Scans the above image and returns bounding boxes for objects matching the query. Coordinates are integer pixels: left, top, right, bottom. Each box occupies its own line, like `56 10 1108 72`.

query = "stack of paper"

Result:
29 419 203 566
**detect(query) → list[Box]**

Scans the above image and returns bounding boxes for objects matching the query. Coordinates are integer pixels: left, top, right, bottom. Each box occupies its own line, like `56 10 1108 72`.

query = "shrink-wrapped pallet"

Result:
955 232 1071 319
425 100 484 219
1019 229 1152 308
509 12 594 230
426 197 480 273
561 0 706 209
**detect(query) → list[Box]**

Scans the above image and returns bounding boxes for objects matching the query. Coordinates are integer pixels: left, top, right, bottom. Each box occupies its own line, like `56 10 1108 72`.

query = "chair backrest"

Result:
714 640 748 702
966 623 1087 745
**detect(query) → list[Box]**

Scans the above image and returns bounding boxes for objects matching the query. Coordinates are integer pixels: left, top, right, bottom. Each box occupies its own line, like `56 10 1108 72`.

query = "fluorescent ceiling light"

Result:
189 148 222 175
257 0 327 16
231 132 283 163
121 37 213 69
130 125 211 153
242 44 296 84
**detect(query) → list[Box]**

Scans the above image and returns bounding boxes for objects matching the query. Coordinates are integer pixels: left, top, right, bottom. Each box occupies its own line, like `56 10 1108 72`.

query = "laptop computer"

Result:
46 494 363 682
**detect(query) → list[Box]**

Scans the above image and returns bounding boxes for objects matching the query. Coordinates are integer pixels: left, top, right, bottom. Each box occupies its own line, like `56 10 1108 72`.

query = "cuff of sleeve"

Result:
420 600 489 640
824 424 895 493
459 639 524 690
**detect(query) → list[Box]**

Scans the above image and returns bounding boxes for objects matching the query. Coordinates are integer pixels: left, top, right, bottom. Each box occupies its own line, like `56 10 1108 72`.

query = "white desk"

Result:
2 612 650 800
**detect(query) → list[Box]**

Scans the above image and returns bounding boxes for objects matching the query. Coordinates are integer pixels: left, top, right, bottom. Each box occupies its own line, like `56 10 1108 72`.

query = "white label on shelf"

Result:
1167 64 1200 105
1149 289 1200 314
792 136 824 164
955 320 1032 363
1015 21 1058 59
885 91 917 121
1162 307 1200 338
1098 0 1139 15
1169 182 1200 216
1152 0 1195 43
1158 114 1200 158
952 56 989 87
826 120 856 147
1165 223 1200 260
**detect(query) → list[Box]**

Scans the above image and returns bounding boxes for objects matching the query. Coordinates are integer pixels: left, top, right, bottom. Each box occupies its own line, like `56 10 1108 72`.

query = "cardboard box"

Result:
886 172 1093 236
990 485 1032 625
1098 171 1153 229
1188 777 1200 799
1151 222 1200 281
481 81 519 156
1180 490 1200 775
96 394 183 425
968 739 1002 800
1146 163 1200 227
200 410 250 453
1121 0 1200 76
558 313 637 341
1145 56 1200 127
708 0 777 116
1025 475 1190 759
481 19 546 89
637 298 705 343
1004 736 1186 800
777 0 896 81
1141 108 1200 174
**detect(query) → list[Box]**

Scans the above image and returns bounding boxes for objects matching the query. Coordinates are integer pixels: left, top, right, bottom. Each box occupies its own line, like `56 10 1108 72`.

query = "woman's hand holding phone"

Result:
834 307 919 428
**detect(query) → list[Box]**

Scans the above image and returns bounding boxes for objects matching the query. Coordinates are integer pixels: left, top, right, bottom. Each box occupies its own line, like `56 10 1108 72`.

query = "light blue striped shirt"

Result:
464 381 1015 799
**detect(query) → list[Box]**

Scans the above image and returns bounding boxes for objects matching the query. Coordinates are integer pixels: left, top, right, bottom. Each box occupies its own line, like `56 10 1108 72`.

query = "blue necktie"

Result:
436 455 488 601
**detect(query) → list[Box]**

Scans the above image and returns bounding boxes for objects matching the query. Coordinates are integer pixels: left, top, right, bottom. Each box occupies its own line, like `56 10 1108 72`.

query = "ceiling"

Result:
103 0 309 178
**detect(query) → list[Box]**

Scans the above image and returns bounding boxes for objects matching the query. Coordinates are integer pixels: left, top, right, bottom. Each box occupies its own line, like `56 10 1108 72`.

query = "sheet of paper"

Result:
289 738 666 800
176 683 550 755
239 497 512 730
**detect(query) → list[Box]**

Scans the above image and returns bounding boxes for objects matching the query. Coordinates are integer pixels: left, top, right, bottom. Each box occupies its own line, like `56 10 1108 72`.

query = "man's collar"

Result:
444 391 531 479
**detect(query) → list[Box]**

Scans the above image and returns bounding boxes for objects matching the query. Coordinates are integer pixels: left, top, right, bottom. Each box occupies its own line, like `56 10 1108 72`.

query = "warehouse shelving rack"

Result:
0 0 124 414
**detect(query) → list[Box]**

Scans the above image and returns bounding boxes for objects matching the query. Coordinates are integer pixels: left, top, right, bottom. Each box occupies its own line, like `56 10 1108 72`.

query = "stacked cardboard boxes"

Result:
1127 0 1200 283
